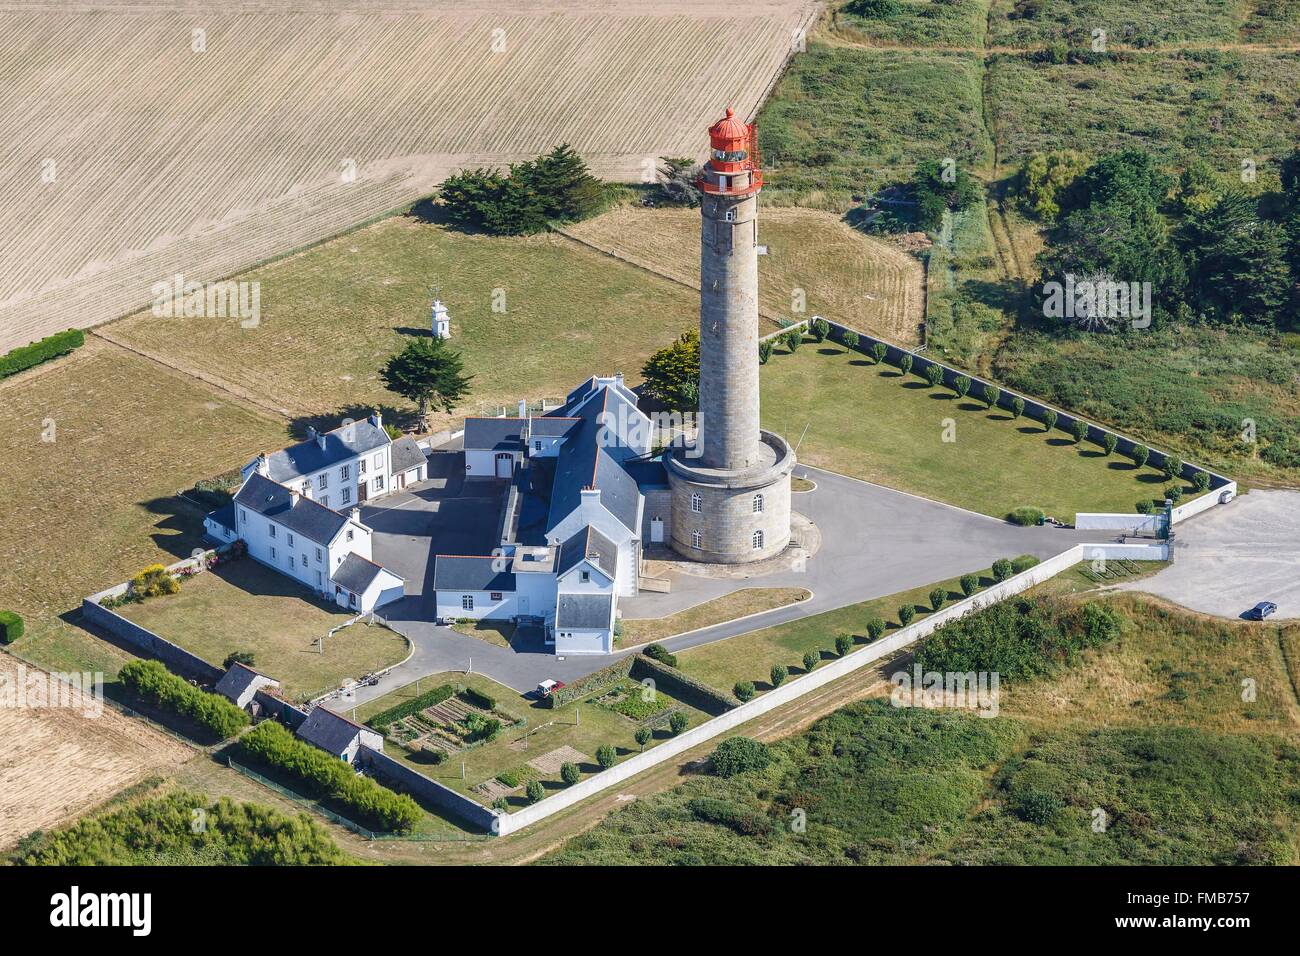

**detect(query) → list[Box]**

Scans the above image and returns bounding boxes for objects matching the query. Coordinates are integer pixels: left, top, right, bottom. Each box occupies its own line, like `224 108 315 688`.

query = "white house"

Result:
296 707 383 764
243 412 395 509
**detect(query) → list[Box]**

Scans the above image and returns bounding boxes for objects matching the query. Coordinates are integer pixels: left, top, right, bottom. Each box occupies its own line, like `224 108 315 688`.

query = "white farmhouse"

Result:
246 412 395 509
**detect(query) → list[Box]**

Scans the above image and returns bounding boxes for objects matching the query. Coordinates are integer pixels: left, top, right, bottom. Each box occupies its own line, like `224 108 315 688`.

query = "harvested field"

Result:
565 206 926 345
0 0 820 352
0 654 193 849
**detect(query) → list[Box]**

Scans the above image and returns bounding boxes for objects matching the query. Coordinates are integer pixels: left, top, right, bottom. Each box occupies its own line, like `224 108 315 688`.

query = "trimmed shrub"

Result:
0 610 24 644
1131 444 1150 469
784 330 802 352
898 353 913 376
561 762 580 785
1162 455 1184 481
237 721 421 833
960 573 979 597
1102 432 1118 456
1192 470 1211 492
634 726 652 749
871 342 887 364
1008 506 1045 526
1011 396 1025 418
643 643 678 668
982 384 1000 410
953 375 971 399
669 711 689 735
710 736 771 777
758 340 773 365
1011 554 1041 573
770 664 788 687
0 328 84 380
802 650 819 673
368 683 455 733
898 604 916 626
596 744 617 769
1070 419 1088 443
929 587 947 612
1136 499 1153 515
1042 408 1058 433
835 634 853 656
526 779 545 803
1165 485 1184 503
734 680 756 702
119 660 248 740
811 317 829 342
841 329 859 350
992 558 1014 582
866 616 886 641
925 363 943 388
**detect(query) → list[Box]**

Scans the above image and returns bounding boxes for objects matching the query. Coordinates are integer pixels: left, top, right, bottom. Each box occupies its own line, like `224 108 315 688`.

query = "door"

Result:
518 596 529 616
650 517 664 543
495 452 513 478
357 481 368 503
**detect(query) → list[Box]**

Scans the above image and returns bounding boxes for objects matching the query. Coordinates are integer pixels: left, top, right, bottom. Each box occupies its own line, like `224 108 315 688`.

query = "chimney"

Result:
289 488 301 506
350 507 361 523
615 371 624 388
518 399 527 419
316 431 327 450
369 410 382 430
306 425 317 442
255 453 269 476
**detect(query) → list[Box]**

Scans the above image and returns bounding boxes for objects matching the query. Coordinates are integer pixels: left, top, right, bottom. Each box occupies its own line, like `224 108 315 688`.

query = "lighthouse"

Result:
665 108 794 564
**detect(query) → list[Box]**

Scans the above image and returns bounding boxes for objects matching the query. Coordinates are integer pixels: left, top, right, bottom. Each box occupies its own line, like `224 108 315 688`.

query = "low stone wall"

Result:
629 655 737 716
81 599 222 684
358 746 499 833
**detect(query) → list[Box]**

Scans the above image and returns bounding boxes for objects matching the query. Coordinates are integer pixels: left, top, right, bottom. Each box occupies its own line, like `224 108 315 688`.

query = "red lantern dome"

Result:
699 107 763 196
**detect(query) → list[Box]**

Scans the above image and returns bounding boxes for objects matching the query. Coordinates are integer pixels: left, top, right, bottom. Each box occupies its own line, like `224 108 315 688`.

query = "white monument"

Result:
432 299 451 339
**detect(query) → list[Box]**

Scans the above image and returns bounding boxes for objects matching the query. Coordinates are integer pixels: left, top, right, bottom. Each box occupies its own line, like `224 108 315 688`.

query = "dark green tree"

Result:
641 329 699 409
380 337 474 427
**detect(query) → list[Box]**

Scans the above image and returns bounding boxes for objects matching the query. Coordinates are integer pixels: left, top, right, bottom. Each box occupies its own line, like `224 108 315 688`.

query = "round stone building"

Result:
666 108 794 564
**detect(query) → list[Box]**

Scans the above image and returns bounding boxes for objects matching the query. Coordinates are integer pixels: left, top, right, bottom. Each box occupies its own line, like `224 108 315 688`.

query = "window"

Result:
342 487 351 505
289 556 295 568
287 533 294 547
315 547 322 563
534 440 542 452
691 529 702 549
374 453 383 469
359 458 367 474
373 475 385 491
240 508 247 524
315 570 323 586
301 553 307 567
318 473 328 490
300 481 309 495
490 592 502 601
340 464 350 480
268 524 276 538
349 593 358 609
753 529 764 550
270 546 277 560
724 208 736 222
321 496 329 508
346 529 354 542
462 595 475 611
579 571 590 583
753 493 764 513
690 493 702 514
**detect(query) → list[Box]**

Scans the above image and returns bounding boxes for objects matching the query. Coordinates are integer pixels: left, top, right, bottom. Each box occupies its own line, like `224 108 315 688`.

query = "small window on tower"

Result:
691 529 702 549
691 493 702 514
725 208 736 222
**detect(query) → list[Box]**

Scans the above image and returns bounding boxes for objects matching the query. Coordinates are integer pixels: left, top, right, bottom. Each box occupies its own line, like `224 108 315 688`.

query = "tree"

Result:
595 744 617 769
223 651 255 670
1178 190 1292 326
983 384 1000 410
1060 148 1173 217
992 558 1013 582
1165 484 1184 503
866 616 886 641
1136 499 1153 515
899 353 914 377
952 375 971 399
831 634 849 656
525 779 545 803
811 317 829 342
758 339 774 365
925 363 944 388
1192 470 1210 492
560 762 580 785
380 337 473 428
1017 149 1091 221
1042 408 1058 433
898 604 916 626
929 587 946 611
1131 444 1150 469
913 158 983 231
871 342 887 364
634 726 652 751
770 664 788 687
734 680 756 702
785 330 802 352
641 329 699 409
960 573 979 597
1102 432 1118 456
657 156 701 207
709 736 771 777
669 711 689 735
1162 455 1183 481
1071 419 1088 443
841 330 860 351
802 651 819 673
1011 396 1025 418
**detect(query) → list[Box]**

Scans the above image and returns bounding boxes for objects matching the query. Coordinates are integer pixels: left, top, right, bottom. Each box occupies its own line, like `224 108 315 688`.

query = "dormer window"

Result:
580 570 590 583
691 529 702 549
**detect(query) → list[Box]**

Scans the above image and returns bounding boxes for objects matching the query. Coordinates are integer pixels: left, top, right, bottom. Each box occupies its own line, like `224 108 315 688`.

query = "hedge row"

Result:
0 328 84 380
119 659 248 739
0 610 23 644
544 657 635 708
237 721 422 833
367 683 455 733
629 655 738 716
461 686 495 711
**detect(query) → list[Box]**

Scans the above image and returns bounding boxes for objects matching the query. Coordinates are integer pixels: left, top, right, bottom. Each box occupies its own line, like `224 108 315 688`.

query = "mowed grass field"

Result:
0 340 289 676
565 205 926 345
760 338 1195 522
117 560 409 702
109 216 701 424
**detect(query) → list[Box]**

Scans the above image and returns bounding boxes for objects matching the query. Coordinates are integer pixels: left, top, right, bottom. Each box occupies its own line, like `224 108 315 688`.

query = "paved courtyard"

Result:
1121 489 1300 620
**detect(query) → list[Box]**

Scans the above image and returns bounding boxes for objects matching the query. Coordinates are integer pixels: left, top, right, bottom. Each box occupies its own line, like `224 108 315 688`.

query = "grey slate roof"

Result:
297 707 374 755
556 593 614 630
556 525 619 580
205 502 236 531
214 662 277 703
463 417 523 451
390 436 425 475
433 555 516 592
265 419 390 483
546 385 641 535
234 473 350 545
528 416 580 438
331 553 393 594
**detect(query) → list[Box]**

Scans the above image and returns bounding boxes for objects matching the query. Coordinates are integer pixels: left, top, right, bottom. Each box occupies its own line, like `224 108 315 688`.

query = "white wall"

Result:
555 628 609 655
465 448 516 477
549 491 639 597
1075 512 1166 533
435 589 517 621
1171 481 1236 524
513 571 558 620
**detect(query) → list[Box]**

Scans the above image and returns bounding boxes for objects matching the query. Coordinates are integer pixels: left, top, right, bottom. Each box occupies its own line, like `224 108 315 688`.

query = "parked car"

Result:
1247 602 1278 621
537 678 566 697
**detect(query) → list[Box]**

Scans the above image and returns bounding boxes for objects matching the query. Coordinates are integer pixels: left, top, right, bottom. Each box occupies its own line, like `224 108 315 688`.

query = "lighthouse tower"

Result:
665 108 794 564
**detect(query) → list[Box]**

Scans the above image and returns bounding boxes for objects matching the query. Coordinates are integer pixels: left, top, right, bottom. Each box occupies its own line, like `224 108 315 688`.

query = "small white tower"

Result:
431 299 451 339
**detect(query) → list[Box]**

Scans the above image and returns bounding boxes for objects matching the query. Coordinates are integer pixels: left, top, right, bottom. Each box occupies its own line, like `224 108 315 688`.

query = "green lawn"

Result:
761 339 1201 522
353 671 711 810
118 558 408 701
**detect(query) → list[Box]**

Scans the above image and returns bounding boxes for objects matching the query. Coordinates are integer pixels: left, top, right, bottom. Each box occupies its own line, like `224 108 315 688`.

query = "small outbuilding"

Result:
295 706 383 764
214 662 280 710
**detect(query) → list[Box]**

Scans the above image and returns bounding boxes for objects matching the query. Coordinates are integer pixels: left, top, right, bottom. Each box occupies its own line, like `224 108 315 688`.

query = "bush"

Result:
1015 789 1063 825
223 651 255 670
841 329 859 350
669 711 689 736
526 779 545 804
1165 485 1184 503
835 634 853 656
1137 499 1153 514
1011 396 1025 418
0 328 85 380
237 721 421 833
929 587 947 612
811 318 829 342
643 643 678 668
561 762 580 785
1192 470 1211 492
634 726 652 750
1007 506 1045 526
960 574 979 597
369 683 455 733
1011 554 1041 573
710 736 771 777
460 686 495 711
734 680 756 702
1071 419 1088 443
1162 455 1183 481
866 616 886 641
871 342 887 364
982 384 1000 410
130 564 179 599
758 340 773 365
595 744 617 769
119 660 248 740
770 664 788 687
898 604 916 626
1102 432 1118 456
992 558 1014 582
0 610 24 644
1131 444 1150 469
1042 408 1058 433
687 796 773 836
953 375 971 399
898 353 914 376
784 330 803 352
925 363 944 388
439 145 607 235
802 650 819 673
